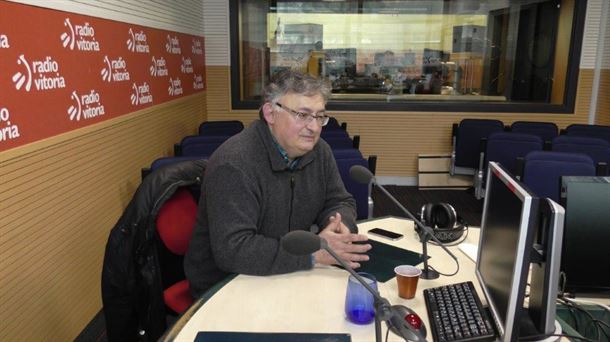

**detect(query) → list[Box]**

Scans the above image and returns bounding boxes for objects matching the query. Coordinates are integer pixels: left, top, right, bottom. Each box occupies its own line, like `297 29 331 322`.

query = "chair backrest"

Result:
510 121 558 143
181 141 226 157
181 134 231 146
485 132 543 175
151 156 205 172
335 158 371 220
522 151 596 202
551 135 610 171
198 120 244 136
454 118 504 169
565 124 610 144
321 129 350 139
325 117 342 130
323 136 355 149
156 188 198 256
333 148 363 160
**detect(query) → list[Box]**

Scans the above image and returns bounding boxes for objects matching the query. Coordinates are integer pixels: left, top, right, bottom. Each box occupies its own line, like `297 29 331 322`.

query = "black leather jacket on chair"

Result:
101 159 206 342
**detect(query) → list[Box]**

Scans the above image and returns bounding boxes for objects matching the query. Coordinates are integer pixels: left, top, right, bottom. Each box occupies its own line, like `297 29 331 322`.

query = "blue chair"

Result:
333 148 363 160
335 158 373 220
181 141 225 157
564 124 610 144
521 151 596 202
474 132 543 199
324 117 346 131
175 135 231 156
323 136 357 149
321 129 350 139
551 135 610 174
332 148 377 175
198 120 244 136
510 121 558 147
451 119 504 176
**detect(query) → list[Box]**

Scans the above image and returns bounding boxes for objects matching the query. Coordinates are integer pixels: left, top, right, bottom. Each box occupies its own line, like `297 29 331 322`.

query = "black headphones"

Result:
417 203 467 243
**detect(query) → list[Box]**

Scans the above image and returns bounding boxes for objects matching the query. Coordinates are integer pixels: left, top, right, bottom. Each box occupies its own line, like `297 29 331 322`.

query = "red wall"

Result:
0 1 206 151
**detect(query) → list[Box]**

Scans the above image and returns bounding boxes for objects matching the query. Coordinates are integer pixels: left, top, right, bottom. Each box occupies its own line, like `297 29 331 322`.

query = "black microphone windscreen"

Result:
349 165 374 185
281 230 321 256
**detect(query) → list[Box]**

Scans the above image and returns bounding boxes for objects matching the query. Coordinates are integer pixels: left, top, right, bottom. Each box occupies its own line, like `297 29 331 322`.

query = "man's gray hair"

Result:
260 69 331 120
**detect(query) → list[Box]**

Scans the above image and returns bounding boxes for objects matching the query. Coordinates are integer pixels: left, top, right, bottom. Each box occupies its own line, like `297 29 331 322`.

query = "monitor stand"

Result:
518 314 562 341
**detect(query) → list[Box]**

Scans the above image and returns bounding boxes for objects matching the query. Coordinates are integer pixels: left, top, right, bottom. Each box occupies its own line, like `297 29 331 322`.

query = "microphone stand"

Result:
320 241 425 342
372 182 458 280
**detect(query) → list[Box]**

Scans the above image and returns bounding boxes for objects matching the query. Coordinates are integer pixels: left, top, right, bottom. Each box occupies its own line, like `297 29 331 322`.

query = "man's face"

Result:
264 92 325 159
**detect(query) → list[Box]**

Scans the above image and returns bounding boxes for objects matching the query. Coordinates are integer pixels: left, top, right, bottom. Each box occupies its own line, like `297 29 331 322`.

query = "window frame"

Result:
229 0 587 113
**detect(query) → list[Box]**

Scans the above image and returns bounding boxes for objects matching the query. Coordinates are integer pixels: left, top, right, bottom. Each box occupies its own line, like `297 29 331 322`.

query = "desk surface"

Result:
170 217 482 342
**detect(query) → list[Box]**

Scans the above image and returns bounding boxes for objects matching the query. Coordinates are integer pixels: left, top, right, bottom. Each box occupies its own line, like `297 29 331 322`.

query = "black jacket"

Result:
101 159 206 342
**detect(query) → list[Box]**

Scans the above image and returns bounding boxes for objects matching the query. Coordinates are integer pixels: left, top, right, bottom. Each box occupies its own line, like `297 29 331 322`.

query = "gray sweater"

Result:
184 120 357 297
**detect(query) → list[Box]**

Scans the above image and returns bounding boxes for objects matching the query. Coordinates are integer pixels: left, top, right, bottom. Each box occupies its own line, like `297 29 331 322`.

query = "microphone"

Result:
281 231 427 342
349 165 458 280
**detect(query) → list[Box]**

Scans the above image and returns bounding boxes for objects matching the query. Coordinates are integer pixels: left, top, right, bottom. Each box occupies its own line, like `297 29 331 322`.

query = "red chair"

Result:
156 187 198 314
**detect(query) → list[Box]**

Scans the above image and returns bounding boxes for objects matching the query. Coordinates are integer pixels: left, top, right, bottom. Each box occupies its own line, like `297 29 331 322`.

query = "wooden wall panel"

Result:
205 66 595 177
0 93 205 342
596 69 610 125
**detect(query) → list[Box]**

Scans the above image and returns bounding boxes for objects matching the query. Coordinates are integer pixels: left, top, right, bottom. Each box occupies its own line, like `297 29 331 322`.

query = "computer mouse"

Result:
387 305 427 342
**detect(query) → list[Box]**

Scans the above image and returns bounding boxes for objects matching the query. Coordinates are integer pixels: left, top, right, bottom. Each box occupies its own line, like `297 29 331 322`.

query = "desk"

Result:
168 217 481 341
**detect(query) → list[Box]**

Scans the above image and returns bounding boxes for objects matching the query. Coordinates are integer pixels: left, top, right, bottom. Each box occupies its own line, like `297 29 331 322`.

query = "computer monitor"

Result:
560 176 610 295
476 162 539 341
528 198 565 335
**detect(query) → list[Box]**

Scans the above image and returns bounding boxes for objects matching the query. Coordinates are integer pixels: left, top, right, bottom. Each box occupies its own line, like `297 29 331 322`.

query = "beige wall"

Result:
206 66 598 177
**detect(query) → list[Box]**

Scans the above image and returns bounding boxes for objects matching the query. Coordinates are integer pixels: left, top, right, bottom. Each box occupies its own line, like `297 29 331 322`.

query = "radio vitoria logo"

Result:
127 28 150 53
60 18 100 51
150 56 168 77
131 82 153 106
166 35 181 54
101 55 130 82
12 54 66 92
67 90 106 121
168 78 183 96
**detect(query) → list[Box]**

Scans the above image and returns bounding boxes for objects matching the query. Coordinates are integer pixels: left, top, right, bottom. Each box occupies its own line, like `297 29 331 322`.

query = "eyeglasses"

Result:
274 102 329 126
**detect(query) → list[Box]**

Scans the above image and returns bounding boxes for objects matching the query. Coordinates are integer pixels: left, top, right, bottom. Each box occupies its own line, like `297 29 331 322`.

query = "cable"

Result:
557 296 610 341
562 297 610 313
427 256 460 277
518 333 597 342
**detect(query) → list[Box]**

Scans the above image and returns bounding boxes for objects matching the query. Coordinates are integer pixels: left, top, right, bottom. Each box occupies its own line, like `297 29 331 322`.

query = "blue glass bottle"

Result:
344 272 377 324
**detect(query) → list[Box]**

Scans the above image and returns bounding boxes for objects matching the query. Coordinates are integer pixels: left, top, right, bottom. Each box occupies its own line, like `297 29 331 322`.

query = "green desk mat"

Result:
195 332 351 342
357 239 427 283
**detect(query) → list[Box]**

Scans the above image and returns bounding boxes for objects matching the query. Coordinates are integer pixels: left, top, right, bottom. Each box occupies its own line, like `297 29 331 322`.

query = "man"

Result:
185 70 371 298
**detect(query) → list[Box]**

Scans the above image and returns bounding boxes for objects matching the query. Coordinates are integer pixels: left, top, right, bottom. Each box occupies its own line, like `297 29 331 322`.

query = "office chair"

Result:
336 158 373 220
564 124 610 144
451 118 504 176
510 121 558 148
102 159 205 341
474 132 543 199
521 151 596 202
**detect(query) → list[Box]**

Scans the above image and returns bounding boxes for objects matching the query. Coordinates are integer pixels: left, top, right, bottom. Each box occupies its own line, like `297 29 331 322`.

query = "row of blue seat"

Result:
143 119 377 220
452 120 610 175
450 119 610 200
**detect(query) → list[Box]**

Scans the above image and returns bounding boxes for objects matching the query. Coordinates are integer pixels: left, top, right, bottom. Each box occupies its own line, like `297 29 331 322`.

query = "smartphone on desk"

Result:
368 228 404 241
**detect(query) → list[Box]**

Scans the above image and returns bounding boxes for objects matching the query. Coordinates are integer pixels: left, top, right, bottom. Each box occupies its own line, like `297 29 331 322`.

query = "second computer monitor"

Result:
476 162 539 341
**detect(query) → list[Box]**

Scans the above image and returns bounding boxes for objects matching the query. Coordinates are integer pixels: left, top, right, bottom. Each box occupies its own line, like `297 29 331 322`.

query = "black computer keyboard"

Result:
424 281 496 342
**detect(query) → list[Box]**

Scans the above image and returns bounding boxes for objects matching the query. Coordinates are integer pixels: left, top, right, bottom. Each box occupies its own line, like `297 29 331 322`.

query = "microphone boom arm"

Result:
373 182 459 275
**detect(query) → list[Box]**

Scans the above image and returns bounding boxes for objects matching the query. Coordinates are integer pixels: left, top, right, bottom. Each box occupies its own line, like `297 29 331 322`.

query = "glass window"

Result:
231 0 585 113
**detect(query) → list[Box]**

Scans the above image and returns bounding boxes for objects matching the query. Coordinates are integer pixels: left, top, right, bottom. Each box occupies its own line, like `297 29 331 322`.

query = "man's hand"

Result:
313 213 371 269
